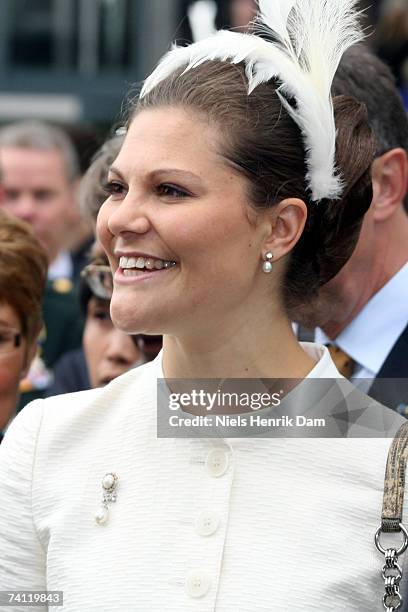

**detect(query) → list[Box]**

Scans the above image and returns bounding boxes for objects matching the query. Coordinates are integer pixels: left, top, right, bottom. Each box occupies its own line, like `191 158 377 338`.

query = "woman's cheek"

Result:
0 355 25 427
96 202 112 253
0 352 25 388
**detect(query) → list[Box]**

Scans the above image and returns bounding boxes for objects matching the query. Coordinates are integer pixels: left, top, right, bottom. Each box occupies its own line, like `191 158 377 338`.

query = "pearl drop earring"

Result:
262 252 273 274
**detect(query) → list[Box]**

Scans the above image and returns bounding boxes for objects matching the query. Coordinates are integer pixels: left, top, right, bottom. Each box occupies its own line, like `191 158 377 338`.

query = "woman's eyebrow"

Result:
108 166 126 180
149 169 203 185
95 299 110 307
108 166 204 186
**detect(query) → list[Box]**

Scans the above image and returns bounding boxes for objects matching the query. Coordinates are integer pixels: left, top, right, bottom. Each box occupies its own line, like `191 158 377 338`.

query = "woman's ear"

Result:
262 198 308 259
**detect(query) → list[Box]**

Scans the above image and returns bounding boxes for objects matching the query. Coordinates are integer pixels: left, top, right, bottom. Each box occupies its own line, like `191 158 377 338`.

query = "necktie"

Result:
326 344 356 378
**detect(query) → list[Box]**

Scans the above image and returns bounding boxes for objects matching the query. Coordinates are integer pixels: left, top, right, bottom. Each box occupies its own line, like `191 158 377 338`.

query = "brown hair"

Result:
79 135 124 224
0 210 48 341
332 44 408 212
130 60 376 308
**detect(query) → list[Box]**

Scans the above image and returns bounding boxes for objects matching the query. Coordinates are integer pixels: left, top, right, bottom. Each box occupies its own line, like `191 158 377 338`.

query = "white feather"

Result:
256 0 296 44
140 0 364 201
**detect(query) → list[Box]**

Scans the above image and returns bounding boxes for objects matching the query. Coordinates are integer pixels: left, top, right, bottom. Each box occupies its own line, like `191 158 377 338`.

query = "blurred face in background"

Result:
83 296 143 388
0 147 75 264
0 302 35 430
230 0 257 31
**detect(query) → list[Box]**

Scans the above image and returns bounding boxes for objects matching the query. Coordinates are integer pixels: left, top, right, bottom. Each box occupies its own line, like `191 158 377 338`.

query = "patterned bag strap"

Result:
375 422 408 611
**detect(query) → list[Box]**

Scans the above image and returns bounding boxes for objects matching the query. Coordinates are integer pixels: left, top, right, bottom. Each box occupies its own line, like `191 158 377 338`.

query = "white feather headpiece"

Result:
140 0 364 202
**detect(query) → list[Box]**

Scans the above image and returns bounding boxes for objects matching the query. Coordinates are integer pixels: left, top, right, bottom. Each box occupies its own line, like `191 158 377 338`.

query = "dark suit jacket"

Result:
369 324 408 412
298 324 408 412
41 281 83 368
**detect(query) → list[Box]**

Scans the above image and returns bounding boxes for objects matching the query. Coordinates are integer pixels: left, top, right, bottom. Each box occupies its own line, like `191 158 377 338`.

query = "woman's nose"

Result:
106 194 152 237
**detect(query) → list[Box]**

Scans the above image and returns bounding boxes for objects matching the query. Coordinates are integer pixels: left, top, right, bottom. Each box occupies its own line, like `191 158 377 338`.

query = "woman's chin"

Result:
110 301 160 336
111 313 143 334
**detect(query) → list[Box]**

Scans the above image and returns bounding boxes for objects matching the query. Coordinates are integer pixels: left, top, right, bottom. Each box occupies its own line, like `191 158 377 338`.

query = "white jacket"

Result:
0 344 406 611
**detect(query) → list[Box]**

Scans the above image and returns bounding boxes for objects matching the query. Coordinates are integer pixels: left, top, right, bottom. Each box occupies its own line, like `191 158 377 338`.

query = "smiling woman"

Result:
97 107 282 341
0 1 407 610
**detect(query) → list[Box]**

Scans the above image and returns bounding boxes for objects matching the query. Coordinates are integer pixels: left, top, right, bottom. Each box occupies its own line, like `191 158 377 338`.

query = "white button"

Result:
185 570 212 598
195 511 220 536
205 449 229 477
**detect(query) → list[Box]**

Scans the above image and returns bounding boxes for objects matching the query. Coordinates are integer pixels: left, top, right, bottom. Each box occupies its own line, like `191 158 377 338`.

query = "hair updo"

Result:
129 60 376 309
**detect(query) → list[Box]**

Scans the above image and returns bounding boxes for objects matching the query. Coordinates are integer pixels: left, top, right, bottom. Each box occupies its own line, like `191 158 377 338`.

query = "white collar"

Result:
48 250 73 281
301 342 342 378
149 342 343 443
315 263 408 375
153 341 342 379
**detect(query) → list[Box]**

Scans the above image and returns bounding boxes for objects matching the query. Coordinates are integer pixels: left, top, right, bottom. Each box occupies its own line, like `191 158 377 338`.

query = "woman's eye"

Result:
102 181 126 197
93 310 111 323
156 184 189 199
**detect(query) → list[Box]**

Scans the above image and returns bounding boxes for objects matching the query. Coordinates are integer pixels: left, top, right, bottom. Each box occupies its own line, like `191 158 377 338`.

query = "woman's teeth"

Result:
119 255 176 275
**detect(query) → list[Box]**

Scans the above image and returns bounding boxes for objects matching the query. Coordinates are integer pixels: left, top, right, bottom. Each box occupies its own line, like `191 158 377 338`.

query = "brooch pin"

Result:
94 472 118 526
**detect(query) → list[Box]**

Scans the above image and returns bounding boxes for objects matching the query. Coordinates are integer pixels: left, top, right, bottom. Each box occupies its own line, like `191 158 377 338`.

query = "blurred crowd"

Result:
0 0 407 439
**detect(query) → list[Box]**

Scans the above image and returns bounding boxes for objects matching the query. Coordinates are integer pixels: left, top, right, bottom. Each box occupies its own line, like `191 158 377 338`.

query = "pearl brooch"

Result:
94 472 118 526
95 505 109 525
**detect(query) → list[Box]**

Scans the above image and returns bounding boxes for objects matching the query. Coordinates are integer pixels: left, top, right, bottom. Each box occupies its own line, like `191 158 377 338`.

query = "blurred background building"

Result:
0 0 179 123
0 0 404 160
0 0 184 161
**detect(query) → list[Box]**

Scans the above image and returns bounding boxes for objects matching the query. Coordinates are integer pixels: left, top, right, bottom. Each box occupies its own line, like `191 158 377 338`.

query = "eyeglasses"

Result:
0 327 22 355
81 264 113 300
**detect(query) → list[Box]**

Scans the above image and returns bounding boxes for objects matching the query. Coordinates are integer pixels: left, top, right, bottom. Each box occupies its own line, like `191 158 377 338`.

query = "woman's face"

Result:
83 297 142 388
0 302 29 430
97 107 269 337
